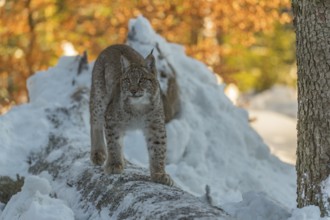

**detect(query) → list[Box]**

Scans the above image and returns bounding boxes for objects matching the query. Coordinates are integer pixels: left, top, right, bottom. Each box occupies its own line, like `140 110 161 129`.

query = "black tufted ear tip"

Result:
120 55 130 73
145 49 156 73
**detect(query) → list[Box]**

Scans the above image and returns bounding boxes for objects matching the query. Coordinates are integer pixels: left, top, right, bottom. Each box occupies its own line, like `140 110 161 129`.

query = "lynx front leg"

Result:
104 119 125 174
90 124 106 165
145 119 173 186
90 97 107 166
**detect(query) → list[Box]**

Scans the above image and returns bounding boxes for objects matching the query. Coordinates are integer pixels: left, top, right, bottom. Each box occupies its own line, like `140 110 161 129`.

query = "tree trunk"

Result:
293 0 330 216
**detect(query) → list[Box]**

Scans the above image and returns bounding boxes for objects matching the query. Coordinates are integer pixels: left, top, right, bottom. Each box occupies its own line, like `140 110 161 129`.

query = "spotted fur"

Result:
90 44 173 186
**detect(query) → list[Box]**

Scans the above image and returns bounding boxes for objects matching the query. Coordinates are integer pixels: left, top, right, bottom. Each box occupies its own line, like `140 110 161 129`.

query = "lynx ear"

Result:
120 55 130 73
145 49 156 73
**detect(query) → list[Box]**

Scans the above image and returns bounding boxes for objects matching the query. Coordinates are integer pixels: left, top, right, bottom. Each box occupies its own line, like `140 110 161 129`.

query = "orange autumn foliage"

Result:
0 0 291 114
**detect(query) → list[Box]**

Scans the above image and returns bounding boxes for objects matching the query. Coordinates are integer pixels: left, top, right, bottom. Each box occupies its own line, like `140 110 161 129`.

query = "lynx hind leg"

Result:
145 121 174 186
103 119 125 174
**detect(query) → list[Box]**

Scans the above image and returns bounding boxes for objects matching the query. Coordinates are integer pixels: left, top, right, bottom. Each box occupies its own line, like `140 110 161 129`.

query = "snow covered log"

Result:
27 90 230 219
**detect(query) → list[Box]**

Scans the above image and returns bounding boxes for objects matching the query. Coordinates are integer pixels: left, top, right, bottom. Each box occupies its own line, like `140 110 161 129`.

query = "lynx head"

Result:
120 50 159 106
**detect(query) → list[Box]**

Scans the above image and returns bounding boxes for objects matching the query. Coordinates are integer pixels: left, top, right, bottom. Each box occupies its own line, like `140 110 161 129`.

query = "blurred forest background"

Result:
0 0 294 114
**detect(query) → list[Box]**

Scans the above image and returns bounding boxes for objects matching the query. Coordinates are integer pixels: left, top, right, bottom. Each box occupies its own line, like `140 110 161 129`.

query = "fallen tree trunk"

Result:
27 88 232 219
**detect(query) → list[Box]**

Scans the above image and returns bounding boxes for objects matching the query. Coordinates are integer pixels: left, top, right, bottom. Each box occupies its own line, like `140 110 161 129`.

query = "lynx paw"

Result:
90 149 106 166
151 173 174 186
104 162 124 174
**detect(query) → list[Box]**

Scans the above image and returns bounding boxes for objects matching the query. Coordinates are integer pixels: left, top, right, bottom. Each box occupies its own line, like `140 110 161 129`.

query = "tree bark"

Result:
293 0 330 216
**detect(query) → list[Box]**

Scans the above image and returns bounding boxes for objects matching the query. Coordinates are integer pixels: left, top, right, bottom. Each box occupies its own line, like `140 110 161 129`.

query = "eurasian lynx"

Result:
90 44 173 186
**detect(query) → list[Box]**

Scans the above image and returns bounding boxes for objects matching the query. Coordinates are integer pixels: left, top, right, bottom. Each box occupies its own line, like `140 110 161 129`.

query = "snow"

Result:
323 176 330 199
248 110 296 164
0 15 327 219
223 191 290 220
288 206 324 220
244 85 297 164
246 85 298 118
0 176 74 220
321 176 330 214
0 105 50 178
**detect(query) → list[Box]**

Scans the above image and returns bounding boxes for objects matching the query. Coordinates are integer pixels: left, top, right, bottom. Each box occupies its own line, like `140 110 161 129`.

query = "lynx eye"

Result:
143 78 152 83
138 78 150 86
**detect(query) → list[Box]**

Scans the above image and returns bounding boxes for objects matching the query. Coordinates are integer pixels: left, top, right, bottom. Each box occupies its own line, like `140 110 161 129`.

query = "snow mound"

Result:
0 16 298 219
1 176 74 220
288 206 324 220
248 110 296 164
127 16 296 209
223 191 290 220
245 85 298 118
0 106 50 178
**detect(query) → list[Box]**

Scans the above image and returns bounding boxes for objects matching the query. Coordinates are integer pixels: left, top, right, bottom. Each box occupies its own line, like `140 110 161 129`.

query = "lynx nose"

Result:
130 87 140 96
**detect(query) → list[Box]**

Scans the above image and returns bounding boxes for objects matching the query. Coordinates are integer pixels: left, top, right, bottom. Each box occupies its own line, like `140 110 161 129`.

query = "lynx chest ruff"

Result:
128 93 151 106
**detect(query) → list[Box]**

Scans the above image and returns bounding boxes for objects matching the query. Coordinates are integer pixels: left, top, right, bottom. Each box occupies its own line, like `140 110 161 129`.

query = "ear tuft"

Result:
120 55 130 73
145 49 156 73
